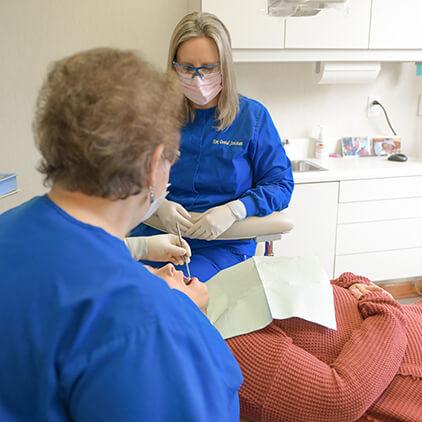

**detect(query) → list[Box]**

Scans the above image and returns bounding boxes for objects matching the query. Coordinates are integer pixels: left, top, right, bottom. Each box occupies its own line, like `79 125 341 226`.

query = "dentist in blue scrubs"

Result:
130 12 294 281
0 48 242 422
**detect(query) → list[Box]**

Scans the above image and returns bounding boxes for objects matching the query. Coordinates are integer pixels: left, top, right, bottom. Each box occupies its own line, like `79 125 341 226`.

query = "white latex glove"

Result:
124 234 191 265
155 199 193 234
185 204 239 241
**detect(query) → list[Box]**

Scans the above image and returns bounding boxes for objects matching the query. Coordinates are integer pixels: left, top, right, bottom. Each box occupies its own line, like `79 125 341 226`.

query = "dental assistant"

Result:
0 48 242 422
130 12 294 281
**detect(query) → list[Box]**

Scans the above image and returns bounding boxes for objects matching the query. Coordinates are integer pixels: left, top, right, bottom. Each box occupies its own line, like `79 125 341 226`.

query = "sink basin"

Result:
291 160 327 172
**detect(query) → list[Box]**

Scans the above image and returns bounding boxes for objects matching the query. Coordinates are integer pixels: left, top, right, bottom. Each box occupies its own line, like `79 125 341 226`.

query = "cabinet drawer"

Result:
336 218 422 255
339 176 422 203
335 248 422 282
338 197 422 224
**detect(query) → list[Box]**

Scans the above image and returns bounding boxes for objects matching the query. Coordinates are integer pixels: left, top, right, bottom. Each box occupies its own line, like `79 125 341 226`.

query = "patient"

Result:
154 266 422 421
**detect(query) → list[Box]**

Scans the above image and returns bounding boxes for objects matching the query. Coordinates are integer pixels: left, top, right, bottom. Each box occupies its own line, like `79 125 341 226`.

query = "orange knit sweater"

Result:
227 273 422 421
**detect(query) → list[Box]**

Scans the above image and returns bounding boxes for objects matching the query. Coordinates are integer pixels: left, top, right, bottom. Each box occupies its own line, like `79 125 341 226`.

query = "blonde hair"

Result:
34 48 182 199
167 12 239 131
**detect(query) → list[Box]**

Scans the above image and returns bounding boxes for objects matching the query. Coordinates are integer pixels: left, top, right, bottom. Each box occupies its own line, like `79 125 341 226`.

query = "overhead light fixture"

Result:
267 0 349 17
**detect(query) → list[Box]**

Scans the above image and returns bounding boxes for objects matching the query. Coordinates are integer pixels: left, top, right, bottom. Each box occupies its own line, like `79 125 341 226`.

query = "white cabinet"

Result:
190 0 422 61
276 171 422 282
370 0 422 49
334 176 422 281
285 0 371 49
200 0 284 49
339 176 422 202
274 182 339 277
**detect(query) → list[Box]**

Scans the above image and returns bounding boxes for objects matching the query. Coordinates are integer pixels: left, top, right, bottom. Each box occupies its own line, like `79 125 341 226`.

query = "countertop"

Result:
293 156 422 184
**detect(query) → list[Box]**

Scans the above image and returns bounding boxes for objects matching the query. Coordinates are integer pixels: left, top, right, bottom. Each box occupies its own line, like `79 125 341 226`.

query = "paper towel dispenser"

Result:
314 62 381 84
267 0 349 17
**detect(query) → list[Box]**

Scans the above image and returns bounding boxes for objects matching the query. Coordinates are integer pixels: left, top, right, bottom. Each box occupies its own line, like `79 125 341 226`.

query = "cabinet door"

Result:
370 0 422 49
285 0 371 49
273 182 339 278
201 0 284 49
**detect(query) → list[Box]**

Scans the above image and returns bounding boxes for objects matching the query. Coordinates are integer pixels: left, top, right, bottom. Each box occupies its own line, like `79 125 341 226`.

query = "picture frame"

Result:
372 136 401 156
341 137 371 157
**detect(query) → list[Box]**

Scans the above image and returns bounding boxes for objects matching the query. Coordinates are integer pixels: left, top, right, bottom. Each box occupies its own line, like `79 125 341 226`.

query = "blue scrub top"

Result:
0 196 242 422
170 95 293 216
133 95 294 256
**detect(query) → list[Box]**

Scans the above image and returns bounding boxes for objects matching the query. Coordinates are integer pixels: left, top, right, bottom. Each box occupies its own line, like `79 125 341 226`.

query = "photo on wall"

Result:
372 137 401 156
341 137 371 157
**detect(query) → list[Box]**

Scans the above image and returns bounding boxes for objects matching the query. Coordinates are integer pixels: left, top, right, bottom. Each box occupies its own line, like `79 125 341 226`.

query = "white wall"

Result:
235 62 422 156
0 0 188 212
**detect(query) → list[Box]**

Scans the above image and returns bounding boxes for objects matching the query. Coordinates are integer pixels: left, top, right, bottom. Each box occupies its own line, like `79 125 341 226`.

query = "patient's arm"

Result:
227 290 407 422
331 271 372 289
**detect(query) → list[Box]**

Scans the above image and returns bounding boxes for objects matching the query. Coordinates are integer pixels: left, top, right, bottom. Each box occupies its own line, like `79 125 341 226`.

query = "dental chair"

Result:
144 211 294 257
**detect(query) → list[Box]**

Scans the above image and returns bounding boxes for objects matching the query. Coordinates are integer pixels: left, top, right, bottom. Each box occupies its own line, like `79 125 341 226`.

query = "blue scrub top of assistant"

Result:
0 196 242 422
133 96 294 255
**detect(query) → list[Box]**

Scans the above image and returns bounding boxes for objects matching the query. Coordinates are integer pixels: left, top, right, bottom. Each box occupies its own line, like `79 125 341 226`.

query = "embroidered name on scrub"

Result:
213 139 244 147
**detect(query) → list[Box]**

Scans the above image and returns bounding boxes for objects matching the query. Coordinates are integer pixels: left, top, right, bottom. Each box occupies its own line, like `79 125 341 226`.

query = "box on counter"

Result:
0 173 18 198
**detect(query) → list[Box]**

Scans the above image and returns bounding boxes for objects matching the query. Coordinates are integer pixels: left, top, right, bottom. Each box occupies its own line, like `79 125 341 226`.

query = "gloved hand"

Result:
124 234 191 265
185 204 238 240
155 199 193 234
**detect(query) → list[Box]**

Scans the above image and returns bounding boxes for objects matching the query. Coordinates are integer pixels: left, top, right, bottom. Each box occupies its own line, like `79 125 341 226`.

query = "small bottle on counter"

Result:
315 125 328 159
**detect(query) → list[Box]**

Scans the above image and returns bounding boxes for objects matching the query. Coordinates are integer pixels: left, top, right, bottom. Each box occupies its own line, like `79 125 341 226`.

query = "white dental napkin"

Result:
206 256 336 340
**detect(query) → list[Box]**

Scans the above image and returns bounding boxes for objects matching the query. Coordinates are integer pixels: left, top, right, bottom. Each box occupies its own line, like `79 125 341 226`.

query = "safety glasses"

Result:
172 61 220 79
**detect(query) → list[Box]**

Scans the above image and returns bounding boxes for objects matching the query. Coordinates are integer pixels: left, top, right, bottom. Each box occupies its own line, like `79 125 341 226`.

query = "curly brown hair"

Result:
34 48 182 199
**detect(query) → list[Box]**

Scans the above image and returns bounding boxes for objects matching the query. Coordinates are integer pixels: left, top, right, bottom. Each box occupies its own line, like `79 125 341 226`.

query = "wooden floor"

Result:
378 279 422 303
